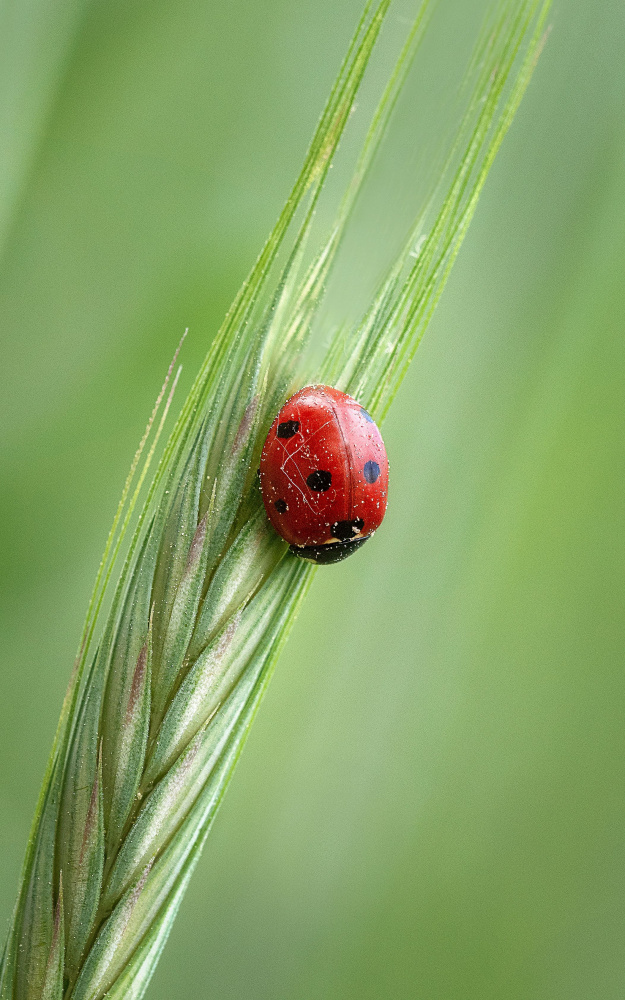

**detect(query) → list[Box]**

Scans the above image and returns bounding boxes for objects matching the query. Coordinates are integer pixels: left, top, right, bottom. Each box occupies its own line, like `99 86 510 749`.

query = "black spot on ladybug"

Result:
363 460 380 483
360 407 374 423
275 499 287 513
306 469 332 492
331 518 365 541
277 420 299 438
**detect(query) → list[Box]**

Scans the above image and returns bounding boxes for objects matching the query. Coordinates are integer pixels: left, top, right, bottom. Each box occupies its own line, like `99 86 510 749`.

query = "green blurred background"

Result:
1 1 624 997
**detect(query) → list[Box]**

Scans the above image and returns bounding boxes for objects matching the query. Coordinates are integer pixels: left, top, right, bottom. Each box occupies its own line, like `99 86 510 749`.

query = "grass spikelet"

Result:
0 2 551 998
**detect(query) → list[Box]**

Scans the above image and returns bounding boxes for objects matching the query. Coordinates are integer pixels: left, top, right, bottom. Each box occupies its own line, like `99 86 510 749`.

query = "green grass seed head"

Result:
0 2 551 998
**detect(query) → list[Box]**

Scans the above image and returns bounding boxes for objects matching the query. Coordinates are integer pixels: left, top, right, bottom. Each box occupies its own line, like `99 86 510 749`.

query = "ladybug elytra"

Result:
259 385 389 564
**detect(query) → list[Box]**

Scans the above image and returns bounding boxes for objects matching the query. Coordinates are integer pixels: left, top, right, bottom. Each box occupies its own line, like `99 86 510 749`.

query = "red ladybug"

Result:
259 385 389 564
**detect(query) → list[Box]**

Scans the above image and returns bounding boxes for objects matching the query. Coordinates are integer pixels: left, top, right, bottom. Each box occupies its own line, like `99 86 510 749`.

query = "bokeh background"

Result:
1 1 624 998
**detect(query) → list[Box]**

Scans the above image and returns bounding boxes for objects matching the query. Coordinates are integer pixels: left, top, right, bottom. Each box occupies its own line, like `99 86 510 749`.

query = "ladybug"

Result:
259 384 389 564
